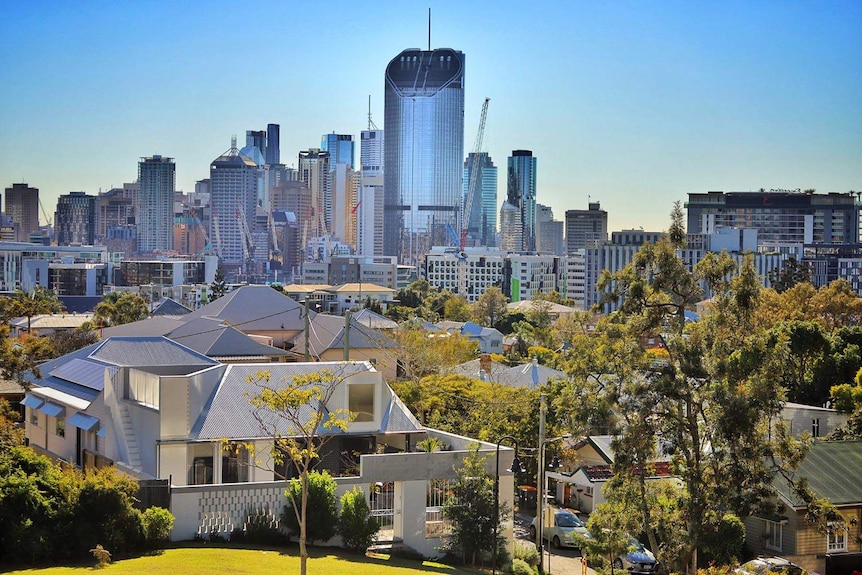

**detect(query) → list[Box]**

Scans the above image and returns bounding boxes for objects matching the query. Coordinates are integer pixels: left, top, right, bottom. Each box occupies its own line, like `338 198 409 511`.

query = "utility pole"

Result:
343 310 350 361
537 393 547 573
304 298 310 361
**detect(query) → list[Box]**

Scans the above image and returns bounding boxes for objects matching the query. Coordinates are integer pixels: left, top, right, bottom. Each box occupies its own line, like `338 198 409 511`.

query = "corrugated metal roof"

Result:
776 440 862 507
68 412 99 431
191 362 377 441
39 401 65 417
381 394 423 433
185 285 311 332
152 298 192 316
90 337 217 369
49 358 112 391
101 316 186 338
21 394 43 409
167 317 290 358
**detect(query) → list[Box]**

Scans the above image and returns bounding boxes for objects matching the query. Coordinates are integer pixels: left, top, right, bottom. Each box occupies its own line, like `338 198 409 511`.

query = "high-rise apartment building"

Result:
536 204 564 255
565 201 608 254
266 124 280 165
685 190 859 247
499 201 522 252
322 134 356 244
507 150 537 251
358 129 385 256
136 156 176 253
298 149 331 238
4 183 40 243
463 152 498 247
209 141 259 269
55 192 96 246
384 48 465 262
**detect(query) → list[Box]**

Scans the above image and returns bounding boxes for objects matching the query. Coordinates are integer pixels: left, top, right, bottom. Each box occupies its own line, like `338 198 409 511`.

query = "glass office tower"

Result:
507 150 537 252
384 48 465 262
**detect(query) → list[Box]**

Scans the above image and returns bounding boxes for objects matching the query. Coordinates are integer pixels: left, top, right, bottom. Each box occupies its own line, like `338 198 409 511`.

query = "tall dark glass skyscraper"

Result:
507 150 537 251
266 124 280 165
384 48 465 262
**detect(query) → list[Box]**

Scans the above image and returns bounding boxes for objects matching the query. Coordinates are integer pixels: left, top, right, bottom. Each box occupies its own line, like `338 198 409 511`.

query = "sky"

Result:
1 0 860 233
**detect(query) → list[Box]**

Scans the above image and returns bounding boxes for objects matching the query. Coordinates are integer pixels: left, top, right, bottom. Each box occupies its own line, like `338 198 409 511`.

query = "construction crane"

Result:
236 204 256 282
460 97 490 251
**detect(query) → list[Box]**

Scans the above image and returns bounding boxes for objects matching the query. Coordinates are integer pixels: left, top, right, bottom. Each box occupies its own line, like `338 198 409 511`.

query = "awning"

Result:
21 395 44 409
39 401 65 417
96 427 107 437
68 412 99 431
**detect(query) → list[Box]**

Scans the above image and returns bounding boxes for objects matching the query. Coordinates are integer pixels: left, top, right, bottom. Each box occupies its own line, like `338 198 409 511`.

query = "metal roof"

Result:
89 337 217 370
151 298 192 317
68 412 99 431
190 362 378 441
167 317 291 358
185 285 311 332
39 401 65 417
49 358 112 391
776 440 862 507
21 394 43 409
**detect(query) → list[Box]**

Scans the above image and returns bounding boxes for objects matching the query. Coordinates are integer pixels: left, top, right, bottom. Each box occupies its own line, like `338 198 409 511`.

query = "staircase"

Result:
118 403 142 470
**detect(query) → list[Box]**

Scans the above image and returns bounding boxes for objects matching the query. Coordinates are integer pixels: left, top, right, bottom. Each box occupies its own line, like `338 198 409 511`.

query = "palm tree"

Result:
7 287 64 333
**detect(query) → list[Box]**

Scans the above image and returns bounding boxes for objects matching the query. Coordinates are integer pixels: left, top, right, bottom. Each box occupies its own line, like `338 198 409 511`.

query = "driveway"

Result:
514 512 597 575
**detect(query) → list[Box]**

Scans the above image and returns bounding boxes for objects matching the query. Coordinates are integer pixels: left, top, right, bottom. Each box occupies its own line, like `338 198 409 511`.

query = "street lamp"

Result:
493 435 525 575
537 434 570 575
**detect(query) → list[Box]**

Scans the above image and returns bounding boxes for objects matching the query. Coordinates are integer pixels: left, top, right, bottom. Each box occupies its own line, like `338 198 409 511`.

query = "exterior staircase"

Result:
118 402 142 470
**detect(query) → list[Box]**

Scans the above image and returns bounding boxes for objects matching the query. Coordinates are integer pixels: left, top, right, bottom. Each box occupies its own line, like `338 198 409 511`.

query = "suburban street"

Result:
514 512 597 575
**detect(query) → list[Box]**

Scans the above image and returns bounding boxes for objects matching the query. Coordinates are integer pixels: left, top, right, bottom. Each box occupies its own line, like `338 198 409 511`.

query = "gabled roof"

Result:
579 461 675 483
9 313 95 330
101 316 186 338
151 298 192 317
352 308 398 330
189 361 420 440
496 360 566 388
776 440 862 508
291 314 396 357
186 285 311 331
166 317 291 359
88 337 218 371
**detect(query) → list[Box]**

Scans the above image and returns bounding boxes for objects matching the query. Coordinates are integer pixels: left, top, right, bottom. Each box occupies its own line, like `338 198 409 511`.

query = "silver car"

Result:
529 510 589 551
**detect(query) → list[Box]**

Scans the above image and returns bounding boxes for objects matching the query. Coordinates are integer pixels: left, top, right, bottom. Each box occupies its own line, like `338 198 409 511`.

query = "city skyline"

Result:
1 1 860 235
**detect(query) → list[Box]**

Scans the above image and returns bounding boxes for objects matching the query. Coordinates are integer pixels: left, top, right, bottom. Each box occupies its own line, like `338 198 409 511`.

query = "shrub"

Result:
89 544 111 568
511 557 535 575
513 540 539 568
700 513 746 567
242 507 286 546
142 507 175 544
280 470 337 544
338 487 380 553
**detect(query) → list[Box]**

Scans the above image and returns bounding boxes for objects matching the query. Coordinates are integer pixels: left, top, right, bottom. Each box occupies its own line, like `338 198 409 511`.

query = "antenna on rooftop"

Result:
367 96 378 130
428 7 431 51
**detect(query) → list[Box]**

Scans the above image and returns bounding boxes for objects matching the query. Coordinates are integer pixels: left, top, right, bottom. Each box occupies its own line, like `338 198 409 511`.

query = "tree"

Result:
441 445 508 567
2 287 64 332
209 265 227 302
767 257 811 293
0 325 56 388
0 399 24 451
337 486 379 553
45 328 100 358
246 368 352 575
471 287 508 327
443 296 471 322
281 470 337 544
94 292 150 327
391 327 478 382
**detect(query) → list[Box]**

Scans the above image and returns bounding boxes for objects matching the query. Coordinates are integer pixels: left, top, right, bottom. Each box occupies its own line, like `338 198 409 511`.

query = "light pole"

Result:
537 434 570 575
493 435 525 575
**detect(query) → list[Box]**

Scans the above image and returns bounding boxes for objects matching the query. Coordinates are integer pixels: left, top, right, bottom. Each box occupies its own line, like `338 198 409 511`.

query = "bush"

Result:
513 540 539 568
511 557 535 575
241 507 286 546
142 507 174 544
338 487 380 553
280 470 337 544
700 513 746 567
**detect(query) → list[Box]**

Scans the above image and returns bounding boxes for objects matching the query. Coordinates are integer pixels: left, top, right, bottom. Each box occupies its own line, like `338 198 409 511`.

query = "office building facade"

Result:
136 156 176 253
209 142 259 269
463 152 498 247
384 48 465 262
265 124 280 166
55 192 96 246
507 150 537 251
4 183 40 243
565 201 608 253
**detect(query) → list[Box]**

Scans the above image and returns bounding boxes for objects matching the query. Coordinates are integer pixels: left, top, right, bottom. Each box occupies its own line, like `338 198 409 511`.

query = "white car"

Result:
735 557 813 575
529 509 590 551
614 539 658 574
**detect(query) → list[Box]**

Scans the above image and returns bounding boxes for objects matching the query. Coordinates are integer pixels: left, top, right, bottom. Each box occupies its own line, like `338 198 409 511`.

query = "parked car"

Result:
529 509 590 551
735 557 812 575
614 539 658 574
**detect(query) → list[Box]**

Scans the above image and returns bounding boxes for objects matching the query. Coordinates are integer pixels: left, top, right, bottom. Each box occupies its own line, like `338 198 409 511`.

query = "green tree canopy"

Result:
94 292 150 327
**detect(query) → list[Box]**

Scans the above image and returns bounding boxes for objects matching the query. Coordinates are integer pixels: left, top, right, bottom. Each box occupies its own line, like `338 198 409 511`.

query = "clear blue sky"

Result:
1 0 860 233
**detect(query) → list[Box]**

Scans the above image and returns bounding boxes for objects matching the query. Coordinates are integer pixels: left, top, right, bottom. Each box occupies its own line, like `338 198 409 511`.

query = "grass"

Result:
1 544 483 575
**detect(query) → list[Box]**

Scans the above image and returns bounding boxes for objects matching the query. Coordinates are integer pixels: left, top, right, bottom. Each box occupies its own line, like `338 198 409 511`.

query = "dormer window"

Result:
349 383 375 422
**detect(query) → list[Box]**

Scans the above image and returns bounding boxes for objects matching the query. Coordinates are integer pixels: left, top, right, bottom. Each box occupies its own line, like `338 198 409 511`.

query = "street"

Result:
514 512 597 575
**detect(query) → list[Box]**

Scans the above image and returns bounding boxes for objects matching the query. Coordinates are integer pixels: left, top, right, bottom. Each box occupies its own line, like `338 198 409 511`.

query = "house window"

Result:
827 522 847 552
30 409 39 426
811 418 820 437
764 519 783 551
55 415 65 437
222 443 249 484
349 383 375 422
127 369 159 409
188 443 214 485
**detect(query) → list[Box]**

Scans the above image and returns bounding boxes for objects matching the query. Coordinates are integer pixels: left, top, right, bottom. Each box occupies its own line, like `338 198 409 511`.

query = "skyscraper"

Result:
245 130 267 163
4 183 40 242
507 150 537 252
321 133 355 169
55 191 96 246
136 156 175 253
384 48 465 262
298 149 331 238
463 152 498 247
209 140 259 269
358 129 385 255
321 134 357 243
265 124 280 166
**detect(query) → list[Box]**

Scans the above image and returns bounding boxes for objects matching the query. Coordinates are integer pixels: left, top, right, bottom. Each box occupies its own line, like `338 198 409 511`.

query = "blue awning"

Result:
68 412 99 431
39 402 65 417
21 395 43 409
96 427 107 437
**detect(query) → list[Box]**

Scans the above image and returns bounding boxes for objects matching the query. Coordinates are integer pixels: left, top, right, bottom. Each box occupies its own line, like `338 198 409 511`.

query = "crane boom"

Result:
461 97 490 250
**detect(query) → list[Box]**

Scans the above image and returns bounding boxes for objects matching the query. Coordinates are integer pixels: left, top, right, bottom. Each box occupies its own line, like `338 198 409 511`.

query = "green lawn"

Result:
2 545 482 575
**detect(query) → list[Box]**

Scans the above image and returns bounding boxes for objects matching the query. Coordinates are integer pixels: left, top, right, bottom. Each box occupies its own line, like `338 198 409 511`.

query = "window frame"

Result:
763 518 783 552
827 521 847 553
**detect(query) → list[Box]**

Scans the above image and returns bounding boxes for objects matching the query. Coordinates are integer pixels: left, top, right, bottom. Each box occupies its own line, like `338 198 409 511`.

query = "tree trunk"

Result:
300 472 309 575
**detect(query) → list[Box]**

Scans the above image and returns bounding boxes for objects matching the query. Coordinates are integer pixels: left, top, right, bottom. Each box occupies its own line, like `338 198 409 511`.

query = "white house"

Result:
21 336 515 557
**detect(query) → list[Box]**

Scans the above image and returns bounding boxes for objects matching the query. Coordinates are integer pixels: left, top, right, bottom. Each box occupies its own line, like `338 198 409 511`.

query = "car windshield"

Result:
556 513 583 528
628 540 645 553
